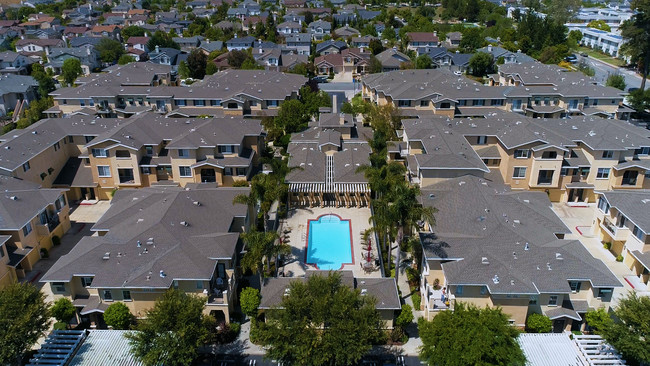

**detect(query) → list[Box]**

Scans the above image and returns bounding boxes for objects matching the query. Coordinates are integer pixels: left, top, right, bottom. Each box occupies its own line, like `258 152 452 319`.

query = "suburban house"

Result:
417 175 621 332
374 48 410 72
308 20 332 41
41 186 253 326
15 38 66 58
315 40 347 55
126 36 150 52
277 21 302 35
406 32 439 50
46 47 101 75
351 35 377 48
0 175 71 288
226 35 256 51
478 45 536 64
0 74 38 116
260 270 401 328
0 51 33 74
445 32 462 47
314 48 370 76
333 25 360 38
284 33 311 56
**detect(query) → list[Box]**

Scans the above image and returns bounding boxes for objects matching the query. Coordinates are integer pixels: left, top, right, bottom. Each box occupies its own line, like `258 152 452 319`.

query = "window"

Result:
211 99 222 106
596 168 610 179
514 149 530 158
633 226 645 241
635 147 650 155
476 136 488 145
458 100 466 106
39 210 48 225
22 222 32 237
218 145 235 154
440 102 451 109
224 167 233 176
541 151 557 159
81 277 93 287
569 281 581 292
513 167 527 178
173 280 179 289
80 99 85 107
141 167 151 174
196 281 203 289
560 167 569 176
22 162 30 172
53 142 60 151
548 295 558 306
480 286 487 295
84 136 94 143
249 101 257 107
529 296 538 305
602 150 614 159
178 149 190 157
175 99 186 106
597 196 610 214
55 194 66 211
455 285 463 295
89 99 94 106
569 99 579 109
68 136 74 143
474 99 484 106
115 150 130 158
92 148 108 157
512 99 522 110
491 99 504 106
420 100 429 107
236 167 247 176
617 215 626 228
97 166 111 177
52 282 66 293
266 100 277 107
62 99 67 105
179 166 192 177
398 100 411 107
123 290 131 301
194 99 205 106
145 146 153 155
543 97 550 106
597 288 612 298
103 290 113 300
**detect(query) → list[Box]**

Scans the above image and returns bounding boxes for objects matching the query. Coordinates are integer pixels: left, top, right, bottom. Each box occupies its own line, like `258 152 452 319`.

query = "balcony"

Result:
426 285 453 312
600 218 630 241
622 178 638 186
36 215 61 237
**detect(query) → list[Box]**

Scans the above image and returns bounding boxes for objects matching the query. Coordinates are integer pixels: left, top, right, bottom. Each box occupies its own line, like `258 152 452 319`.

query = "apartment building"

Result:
362 67 629 120
260 270 401 328
50 67 307 117
417 176 621 332
0 175 71 288
41 186 252 326
285 112 373 208
593 191 650 292
402 113 650 203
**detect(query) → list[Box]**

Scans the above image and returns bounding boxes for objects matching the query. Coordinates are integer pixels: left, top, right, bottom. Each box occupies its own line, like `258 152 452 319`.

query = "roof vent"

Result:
510 280 515 286
180 221 189 227
513 251 517 259
524 242 529 251
523 199 529 203
547 262 552 271
361 288 368 295
492 275 499 284
513 219 521 224
159 270 166 278
555 253 563 260
284 288 291 296
146 238 154 245
32 130 37 134
193 201 201 206
4 146 9 150
9 196 17 200
481 257 489 265
102 252 110 260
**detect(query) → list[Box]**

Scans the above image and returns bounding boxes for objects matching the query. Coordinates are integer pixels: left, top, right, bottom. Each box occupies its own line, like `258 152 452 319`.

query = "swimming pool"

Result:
305 214 353 270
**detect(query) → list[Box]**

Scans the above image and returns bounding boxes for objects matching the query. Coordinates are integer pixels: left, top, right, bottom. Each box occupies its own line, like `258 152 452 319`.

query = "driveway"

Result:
551 203 636 307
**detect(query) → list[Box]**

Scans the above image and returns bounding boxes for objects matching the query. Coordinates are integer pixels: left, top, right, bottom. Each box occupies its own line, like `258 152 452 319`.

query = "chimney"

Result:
339 113 345 124
517 49 521 53
155 45 159 53
487 45 492 52
332 94 338 113
87 46 91 55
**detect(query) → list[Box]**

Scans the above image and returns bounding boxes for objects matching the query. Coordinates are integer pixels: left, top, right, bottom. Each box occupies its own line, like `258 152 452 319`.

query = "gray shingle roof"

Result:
0 175 65 230
599 190 650 233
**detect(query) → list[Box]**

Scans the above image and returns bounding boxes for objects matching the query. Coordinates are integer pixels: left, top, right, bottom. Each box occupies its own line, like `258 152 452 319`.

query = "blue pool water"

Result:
306 215 353 270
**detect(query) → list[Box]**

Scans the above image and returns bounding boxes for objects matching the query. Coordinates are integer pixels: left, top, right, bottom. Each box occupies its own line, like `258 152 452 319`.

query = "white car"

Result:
453 71 463 76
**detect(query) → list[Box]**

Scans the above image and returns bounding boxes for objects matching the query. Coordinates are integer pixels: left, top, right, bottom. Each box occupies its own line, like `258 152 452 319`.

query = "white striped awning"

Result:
289 183 370 193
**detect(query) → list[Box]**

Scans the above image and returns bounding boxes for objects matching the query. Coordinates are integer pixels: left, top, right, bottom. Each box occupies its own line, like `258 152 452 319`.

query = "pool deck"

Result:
279 207 382 278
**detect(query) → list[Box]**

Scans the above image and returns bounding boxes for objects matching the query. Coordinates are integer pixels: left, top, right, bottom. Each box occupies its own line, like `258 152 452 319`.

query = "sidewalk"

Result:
393 245 423 356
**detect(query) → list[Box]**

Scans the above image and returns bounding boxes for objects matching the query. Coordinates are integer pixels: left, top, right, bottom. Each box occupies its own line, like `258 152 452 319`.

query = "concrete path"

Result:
393 245 424 356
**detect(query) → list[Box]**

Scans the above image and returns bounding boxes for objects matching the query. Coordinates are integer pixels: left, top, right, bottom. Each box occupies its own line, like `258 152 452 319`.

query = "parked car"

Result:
566 54 578 63
312 75 328 83
453 70 463 76
580 52 588 57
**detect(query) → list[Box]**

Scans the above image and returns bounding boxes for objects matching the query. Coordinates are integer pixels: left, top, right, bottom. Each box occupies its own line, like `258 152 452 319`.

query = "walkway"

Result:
393 244 423 356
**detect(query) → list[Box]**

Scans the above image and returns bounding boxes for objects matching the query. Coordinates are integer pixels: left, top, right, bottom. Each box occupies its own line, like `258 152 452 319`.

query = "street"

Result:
577 55 642 91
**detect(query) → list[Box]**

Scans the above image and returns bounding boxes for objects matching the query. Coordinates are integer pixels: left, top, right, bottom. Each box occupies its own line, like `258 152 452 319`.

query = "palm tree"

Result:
388 183 437 283
241 230 279 283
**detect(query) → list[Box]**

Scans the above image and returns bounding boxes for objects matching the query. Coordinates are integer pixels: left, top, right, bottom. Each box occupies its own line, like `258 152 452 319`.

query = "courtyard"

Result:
279 207 382 278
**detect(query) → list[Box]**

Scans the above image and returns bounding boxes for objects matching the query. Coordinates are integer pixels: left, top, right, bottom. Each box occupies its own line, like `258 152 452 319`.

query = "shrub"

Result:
389 326 406 343
214 322 238 344
104 302 133 329
585 308 612 334
51 235 61 246
433 278 441 290
405 267 419 288
526 313 552 333
230 322 241 336
232 180 249 187
616 255 624 262
52 298 75 323
240 287 261 317
40 248 49 258
603 242 612 250
396 304 414 327
412 292 421 311
249 318 261 344
53 322 67 330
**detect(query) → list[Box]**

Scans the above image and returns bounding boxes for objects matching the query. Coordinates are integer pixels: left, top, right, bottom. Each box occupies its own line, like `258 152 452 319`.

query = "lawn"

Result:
577 46 627 67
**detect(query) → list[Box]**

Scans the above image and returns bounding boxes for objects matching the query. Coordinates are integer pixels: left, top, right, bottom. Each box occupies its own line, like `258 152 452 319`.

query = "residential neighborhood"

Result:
0 0 649 365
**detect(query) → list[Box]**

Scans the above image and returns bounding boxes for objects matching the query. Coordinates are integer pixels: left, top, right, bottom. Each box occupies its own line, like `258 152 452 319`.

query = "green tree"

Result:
577 60 596 76
419 303 525 366
368 38 384 55
396 304 414 327
146 31 180 51
118 54 136 65
544 0 581 24
0 283 51 365
31 63 55 98
415 54 432 69
96 38 125 64
620 0 650 90
126 289 212 366
369 55 383 73
104 302 133 330
241 58 263 70
275 99 307 134
240 287 261 317
187 49 207 79
526 313 552 333
382 26 396 41
628 88 650 112
51 297 75 323
300 85 331 117
15 97 53 129
459 27 485 52
601 292 650 364
206 61 218 75
227 49 251 68
585 307 612 334
257 272 384 365
61 58 82 86
178 61 191 79
587 19 612 32
469 51 495 77
606 73 627 90
121 25 146 41
240 230 281 283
